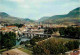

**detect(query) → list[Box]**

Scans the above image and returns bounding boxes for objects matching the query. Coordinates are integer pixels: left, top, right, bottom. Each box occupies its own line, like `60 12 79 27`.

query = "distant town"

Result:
0 0 80 55
0 23 80 55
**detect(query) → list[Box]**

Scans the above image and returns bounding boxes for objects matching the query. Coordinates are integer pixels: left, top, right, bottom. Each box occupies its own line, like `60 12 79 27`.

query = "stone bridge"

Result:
23 32 51 38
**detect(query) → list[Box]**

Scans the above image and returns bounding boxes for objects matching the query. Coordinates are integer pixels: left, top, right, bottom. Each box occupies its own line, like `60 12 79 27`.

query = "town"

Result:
0 23 80 55
0 0 80 55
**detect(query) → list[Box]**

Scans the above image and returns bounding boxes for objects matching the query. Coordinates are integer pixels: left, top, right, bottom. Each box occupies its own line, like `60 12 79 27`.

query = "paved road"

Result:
2 48 29 55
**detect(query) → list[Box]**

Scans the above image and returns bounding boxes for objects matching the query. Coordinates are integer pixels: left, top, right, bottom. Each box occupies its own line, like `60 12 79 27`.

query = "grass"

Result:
18 48 32 55
0 49 7 53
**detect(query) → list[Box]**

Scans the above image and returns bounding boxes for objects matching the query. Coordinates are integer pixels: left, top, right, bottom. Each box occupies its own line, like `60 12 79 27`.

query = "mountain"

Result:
0 12 34 24
23 18 34 22
67 7 80 18
39 7 80 25
38 17 49 22
0 12 9 18
0 7 79 25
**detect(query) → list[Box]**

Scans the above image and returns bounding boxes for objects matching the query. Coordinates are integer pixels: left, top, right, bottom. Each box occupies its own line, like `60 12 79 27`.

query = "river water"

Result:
16 37 30 45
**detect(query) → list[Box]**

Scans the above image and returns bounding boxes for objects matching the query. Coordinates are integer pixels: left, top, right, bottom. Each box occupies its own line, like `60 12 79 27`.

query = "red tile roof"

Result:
1 28 7 30
6 26 16 27
70 51 80 55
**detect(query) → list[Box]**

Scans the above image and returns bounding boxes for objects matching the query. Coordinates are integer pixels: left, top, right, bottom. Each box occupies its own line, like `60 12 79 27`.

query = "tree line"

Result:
44 26 80 39
59 27 80 39
4 23 24 28
44 27 58 34
0 32 16 50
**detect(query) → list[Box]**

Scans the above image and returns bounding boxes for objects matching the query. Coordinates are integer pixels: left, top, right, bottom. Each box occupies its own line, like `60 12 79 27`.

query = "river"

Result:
16 37 30 45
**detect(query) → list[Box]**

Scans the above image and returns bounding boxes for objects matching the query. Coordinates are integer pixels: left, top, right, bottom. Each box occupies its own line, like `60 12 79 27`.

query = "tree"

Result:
13 23 24 28
59 27 66 36
33 43 50 55
44 27 58 34
0 32 16 49
0 32 3 49
33 38 79 55
59 27 80 39
65 40 79 50
30 36 42 45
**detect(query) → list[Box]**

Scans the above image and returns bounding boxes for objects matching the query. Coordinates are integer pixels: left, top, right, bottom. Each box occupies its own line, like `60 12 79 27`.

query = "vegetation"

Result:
0 32 16 49
44 26 80 39
27 26 80 55
44 27 58 34
0 49 7 53
65 40 80 50
33 37 79 55
59 27 80 39
39 7 80 24
30 36 48 46
4 23 24 28
20 40 30 45
12 23 24 28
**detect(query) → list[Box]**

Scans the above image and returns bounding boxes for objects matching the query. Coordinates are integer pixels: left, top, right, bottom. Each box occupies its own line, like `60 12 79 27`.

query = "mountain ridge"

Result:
0 12 34 24
0 7 80 25
39 7 80 25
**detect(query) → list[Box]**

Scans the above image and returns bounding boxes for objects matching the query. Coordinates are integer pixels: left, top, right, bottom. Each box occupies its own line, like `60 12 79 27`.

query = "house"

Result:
6 26 18 30
0 27 8 32
0 24 3 29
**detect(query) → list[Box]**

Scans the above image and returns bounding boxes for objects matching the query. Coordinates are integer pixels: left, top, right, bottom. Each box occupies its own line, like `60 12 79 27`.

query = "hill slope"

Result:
39 7 80 25
0 12 34 24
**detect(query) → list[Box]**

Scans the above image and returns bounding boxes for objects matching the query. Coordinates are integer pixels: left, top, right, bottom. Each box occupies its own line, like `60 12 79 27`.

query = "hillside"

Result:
0 12 34 24
39 7 80 25
23 18 34 22
38 17 49 22
0 7 80 25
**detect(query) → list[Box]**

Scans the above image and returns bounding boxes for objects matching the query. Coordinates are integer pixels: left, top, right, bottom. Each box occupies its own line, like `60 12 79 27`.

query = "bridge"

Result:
23 32 52 39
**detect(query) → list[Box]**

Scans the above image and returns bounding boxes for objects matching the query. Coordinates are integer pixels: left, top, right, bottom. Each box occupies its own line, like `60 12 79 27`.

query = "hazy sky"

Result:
0 0 79 20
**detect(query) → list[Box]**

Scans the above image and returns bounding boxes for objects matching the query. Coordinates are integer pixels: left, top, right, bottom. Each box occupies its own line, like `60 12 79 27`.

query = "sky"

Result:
0 0 79 20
